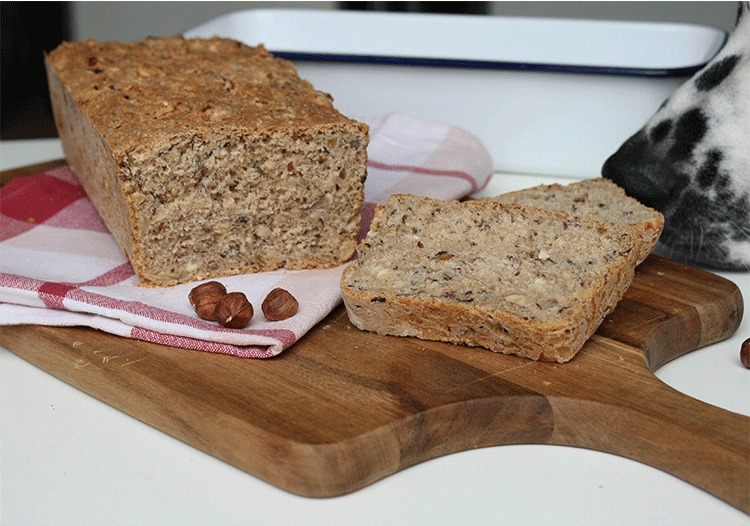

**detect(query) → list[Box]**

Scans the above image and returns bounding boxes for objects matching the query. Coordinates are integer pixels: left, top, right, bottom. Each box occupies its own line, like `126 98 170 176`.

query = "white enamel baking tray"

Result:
184 9 727 178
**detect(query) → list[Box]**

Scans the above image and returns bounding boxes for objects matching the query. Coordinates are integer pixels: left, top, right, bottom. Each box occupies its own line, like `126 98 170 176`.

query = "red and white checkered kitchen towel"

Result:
0 114 492 358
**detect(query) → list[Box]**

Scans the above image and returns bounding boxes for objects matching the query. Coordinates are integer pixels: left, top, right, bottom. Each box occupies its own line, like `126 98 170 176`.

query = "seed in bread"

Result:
340 194 638 363
45 36 369 287
485 178 664 265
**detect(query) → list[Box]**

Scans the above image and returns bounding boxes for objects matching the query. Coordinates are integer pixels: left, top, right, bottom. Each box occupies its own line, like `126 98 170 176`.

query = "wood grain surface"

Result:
1 161 748 512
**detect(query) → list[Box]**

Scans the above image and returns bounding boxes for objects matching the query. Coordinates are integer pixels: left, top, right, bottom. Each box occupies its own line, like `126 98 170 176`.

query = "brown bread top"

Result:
45 36 353 159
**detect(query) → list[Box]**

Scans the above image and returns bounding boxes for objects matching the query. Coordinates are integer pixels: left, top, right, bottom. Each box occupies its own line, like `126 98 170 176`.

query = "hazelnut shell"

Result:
189 281 227 321
214 292 253 329
262 288 299 321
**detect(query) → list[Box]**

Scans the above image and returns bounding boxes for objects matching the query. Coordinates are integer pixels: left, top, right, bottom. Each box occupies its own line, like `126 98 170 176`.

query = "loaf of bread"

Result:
485 178 663 265
341 194 638 362
45 36 369 287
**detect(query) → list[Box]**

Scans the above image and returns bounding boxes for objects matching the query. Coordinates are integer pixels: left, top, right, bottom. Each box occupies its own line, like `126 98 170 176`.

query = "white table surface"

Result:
1 138 748 525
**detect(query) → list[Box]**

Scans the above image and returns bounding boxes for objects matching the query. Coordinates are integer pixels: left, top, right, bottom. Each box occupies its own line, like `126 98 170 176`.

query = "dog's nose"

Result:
601 152 624 186
602 135 673 211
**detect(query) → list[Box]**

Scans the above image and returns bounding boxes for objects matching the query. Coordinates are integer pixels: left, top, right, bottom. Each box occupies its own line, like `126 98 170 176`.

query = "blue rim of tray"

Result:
272 45 726 78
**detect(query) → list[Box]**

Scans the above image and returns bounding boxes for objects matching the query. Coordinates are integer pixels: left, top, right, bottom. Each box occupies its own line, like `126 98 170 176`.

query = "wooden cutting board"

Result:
2 161 748 512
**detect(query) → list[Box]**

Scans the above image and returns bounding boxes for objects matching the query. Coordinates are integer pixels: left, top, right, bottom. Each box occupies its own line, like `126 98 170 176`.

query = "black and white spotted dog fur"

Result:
602 2 750 271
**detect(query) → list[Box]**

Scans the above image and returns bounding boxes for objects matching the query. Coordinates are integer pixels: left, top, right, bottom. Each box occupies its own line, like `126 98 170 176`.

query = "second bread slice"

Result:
340 194 638 362
485 178 664 265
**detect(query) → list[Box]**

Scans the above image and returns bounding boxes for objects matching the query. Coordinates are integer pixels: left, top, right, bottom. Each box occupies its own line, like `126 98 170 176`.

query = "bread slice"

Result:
45 36 369 286
485 178 663 265
340 194 638 362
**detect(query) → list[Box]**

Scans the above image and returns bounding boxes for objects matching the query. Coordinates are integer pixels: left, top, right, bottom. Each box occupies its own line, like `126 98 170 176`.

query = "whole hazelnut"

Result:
262 288 299 321
189 281 227 321
213 292 253 329
741 338 750 369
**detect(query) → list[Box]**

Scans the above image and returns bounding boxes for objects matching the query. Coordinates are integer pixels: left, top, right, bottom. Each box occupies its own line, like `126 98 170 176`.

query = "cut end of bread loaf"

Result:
45 36 369 286
119 123 367 286
487 178 664 265
341 194 638 363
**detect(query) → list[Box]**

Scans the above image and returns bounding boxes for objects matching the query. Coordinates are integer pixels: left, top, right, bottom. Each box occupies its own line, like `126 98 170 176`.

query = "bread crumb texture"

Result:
341 194 638 362
486 178 663 265
46 36 369 286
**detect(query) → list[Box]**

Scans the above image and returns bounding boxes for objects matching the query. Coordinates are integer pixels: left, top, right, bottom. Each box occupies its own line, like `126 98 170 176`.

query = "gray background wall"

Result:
69 1 740 42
